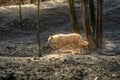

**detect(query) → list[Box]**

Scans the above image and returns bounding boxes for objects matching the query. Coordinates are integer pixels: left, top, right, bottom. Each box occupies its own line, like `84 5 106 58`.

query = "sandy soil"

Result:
0 0 120 80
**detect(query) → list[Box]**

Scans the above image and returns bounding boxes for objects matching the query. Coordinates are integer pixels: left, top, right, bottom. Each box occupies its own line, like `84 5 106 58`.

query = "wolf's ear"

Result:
49 35 53 39
51 36 53 39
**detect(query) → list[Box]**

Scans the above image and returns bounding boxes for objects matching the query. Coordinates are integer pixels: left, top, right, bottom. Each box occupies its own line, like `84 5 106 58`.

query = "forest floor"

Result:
0 0 120 80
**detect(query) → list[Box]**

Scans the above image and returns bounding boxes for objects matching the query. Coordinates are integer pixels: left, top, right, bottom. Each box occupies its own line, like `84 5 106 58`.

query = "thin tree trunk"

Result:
30 0 33 3
89 0 96 39
18 0 22 26
68 0 80 34
37 0 41 57
96 0 103 48
80 0 96 50
21 0 24 4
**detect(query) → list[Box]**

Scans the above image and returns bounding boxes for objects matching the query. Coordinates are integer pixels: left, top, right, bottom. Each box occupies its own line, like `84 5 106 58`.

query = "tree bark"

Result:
18 0 22 26
68 0 80 34
37 0 41 57
96 0 103 48
30 0 34 3
89 0 96 39
80 0 96 50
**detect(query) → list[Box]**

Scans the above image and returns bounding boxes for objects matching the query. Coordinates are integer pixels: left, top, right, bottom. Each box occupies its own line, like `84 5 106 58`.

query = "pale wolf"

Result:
47 33 88 49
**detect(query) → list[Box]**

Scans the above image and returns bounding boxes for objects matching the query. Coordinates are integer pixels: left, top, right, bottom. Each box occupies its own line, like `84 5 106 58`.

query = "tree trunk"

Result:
37 0 41 57
30 0 34 3
96 0 103 48
21 0 24 4
89 0 96 39
68 0 80 34
18 0 22 26
80 0 96 50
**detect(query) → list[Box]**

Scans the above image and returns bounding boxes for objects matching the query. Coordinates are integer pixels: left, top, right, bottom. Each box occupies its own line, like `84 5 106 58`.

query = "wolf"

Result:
47 33 88 49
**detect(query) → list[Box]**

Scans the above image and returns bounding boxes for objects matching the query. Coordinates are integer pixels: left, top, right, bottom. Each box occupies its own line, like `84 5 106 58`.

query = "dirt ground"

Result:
0 0 120 80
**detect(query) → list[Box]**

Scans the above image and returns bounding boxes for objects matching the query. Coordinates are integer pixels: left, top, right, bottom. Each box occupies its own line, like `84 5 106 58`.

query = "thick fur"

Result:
48 33 88 48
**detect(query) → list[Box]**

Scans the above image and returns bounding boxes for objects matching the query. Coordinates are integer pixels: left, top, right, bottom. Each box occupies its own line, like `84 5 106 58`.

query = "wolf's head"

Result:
47 35 52 45
47 35 57 47
80 40 89 46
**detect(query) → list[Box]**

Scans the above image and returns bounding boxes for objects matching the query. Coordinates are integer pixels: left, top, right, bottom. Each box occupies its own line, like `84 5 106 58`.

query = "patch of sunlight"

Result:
105 40 116 50
40 1 65 9
42 53 74 61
